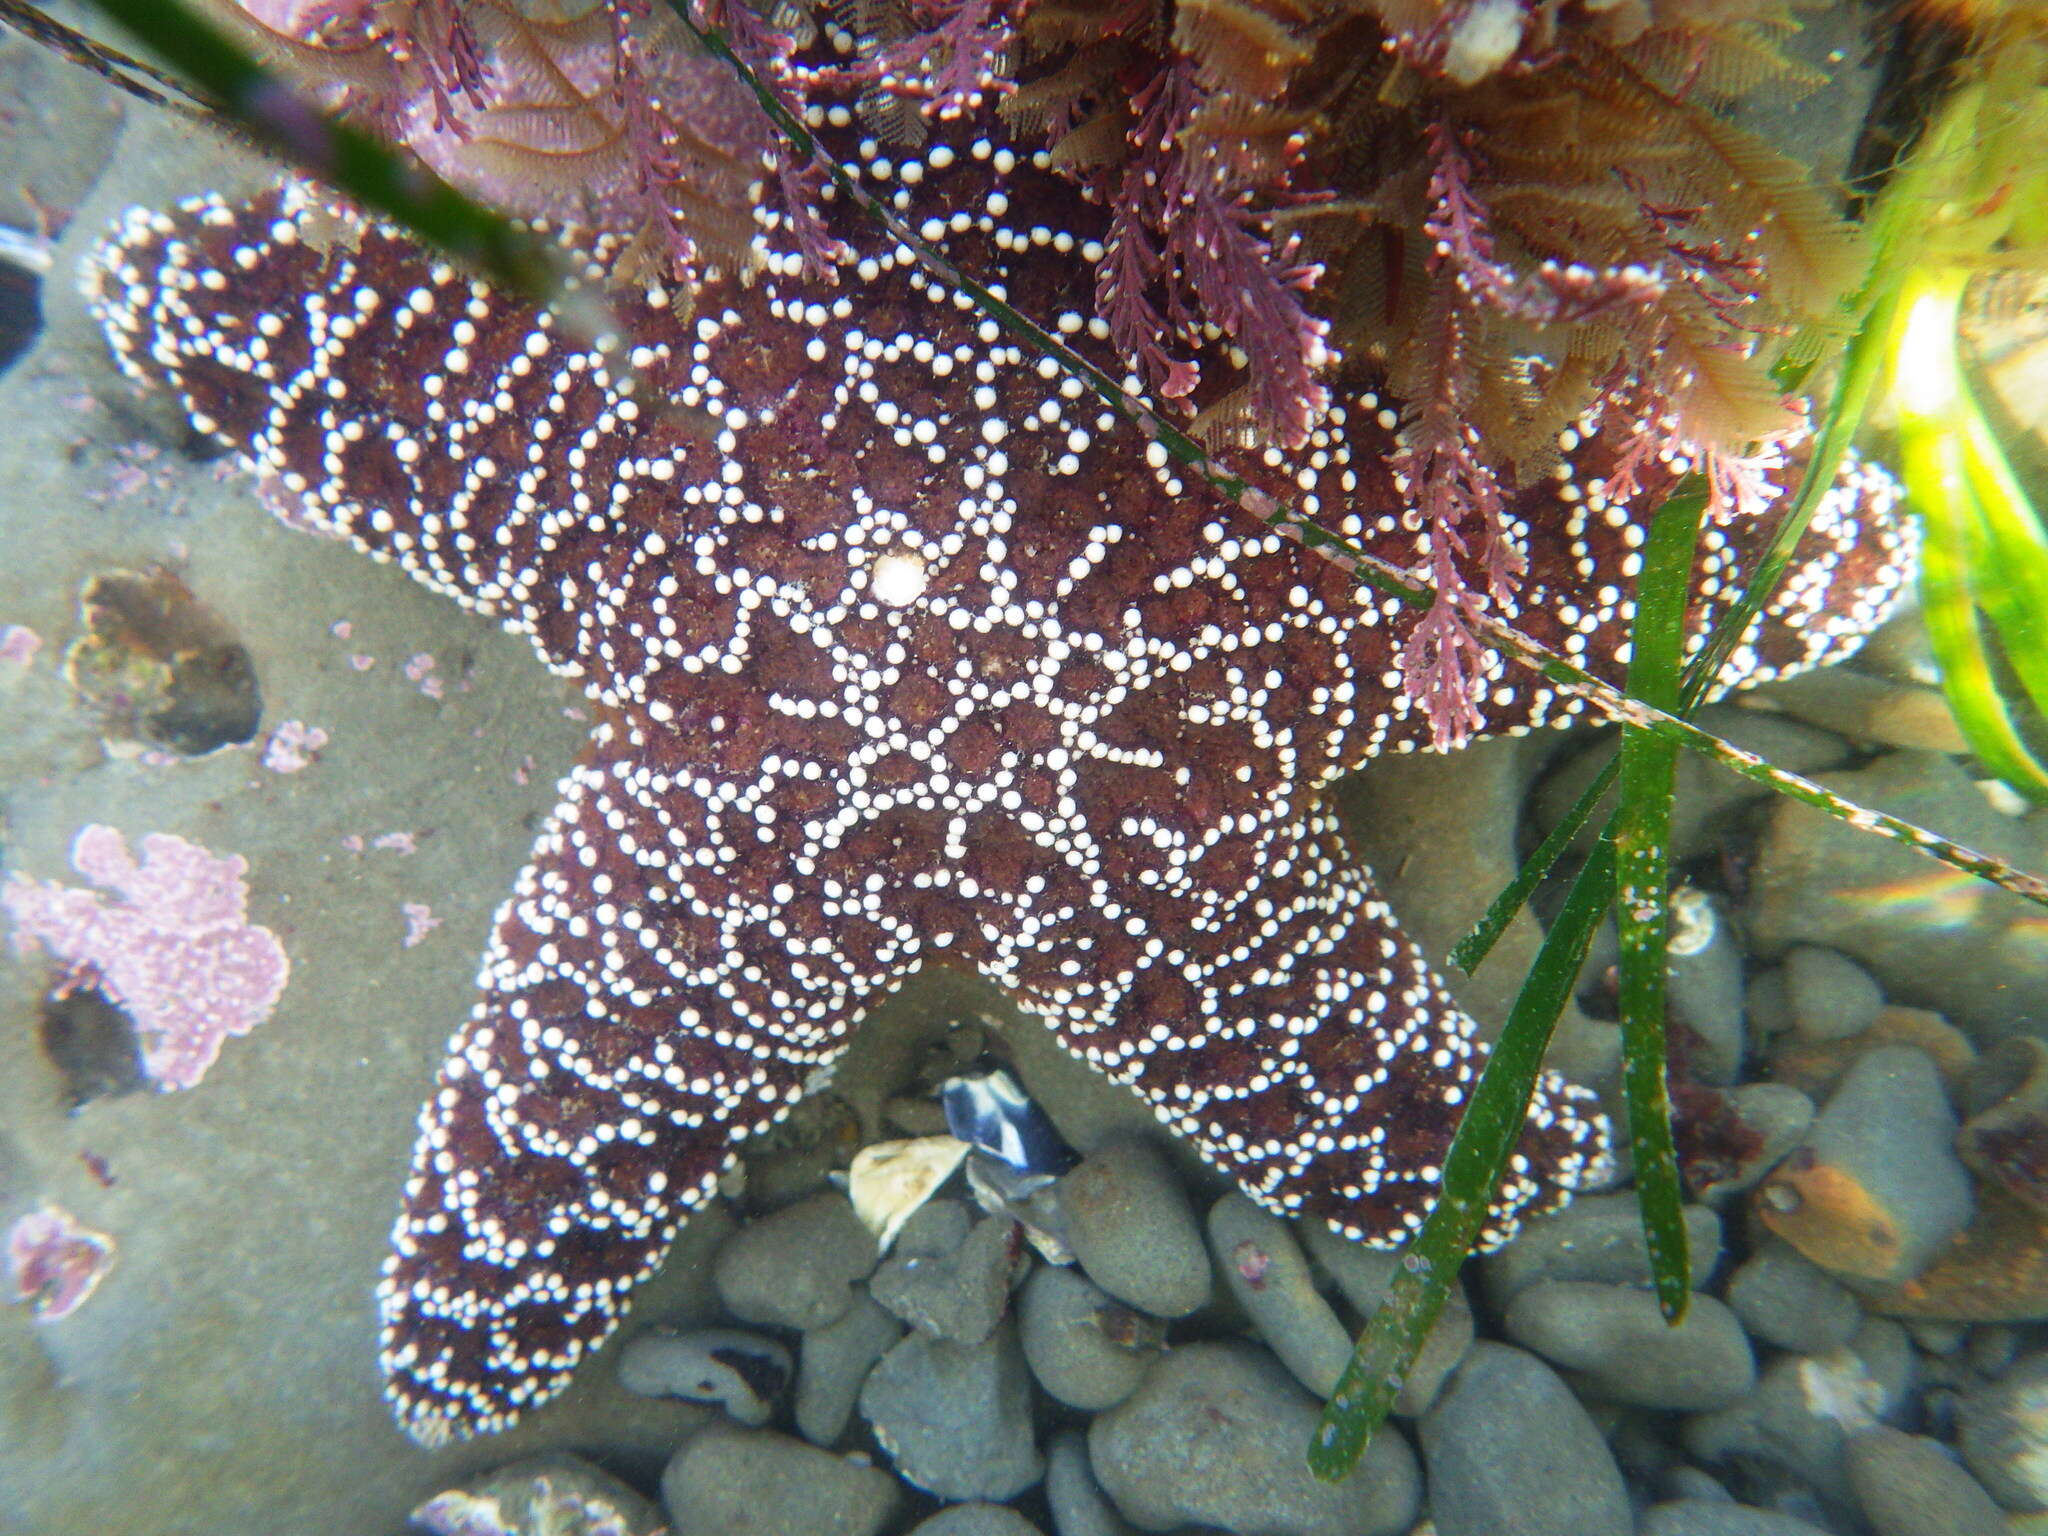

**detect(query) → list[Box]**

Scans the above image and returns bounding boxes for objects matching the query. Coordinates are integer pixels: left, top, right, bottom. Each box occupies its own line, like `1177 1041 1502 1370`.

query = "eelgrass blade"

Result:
1905 423 2048 801
78 0 562 304
1959 408 2048 732
1449 753 1616 976
1309 838 1617 1480
1611 490 1707 1323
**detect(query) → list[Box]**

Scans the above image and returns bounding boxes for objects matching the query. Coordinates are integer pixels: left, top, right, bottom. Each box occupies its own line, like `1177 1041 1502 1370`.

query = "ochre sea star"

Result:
85 47 1913 1444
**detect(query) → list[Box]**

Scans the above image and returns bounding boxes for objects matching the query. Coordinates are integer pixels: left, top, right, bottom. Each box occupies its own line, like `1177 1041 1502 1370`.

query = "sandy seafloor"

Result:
0 14 1924 1536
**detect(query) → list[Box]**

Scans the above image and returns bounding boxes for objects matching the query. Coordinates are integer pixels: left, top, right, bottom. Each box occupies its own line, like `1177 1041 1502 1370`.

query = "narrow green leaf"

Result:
1310 840 1617 1480
1906 423 2048 801
1450 753 1615 978
1611 490 1707 1323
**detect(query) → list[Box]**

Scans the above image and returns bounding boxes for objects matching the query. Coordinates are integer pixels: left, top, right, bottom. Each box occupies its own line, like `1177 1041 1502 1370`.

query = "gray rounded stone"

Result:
1845 1424 2007 1536
1480 1192 1721 1308
905 1504 1046 1536
1666 889 1746 1085
660 1424 902 1536
1690 1084 1816 1204
1503 1282 1754 1411
870 1206 1024 1345
1207 1193 1351 1399
1419 1342 1631 1536
1298 1216 1472 1415
1018 1264 1158 1411
1782 945 1884 1042
714 1191 879 1331
858 1317 1043 1501
617 1326 792 1426
1088 1342 1419 1536
1046 1429 1135 1536
795 1289 903 1446
1638 1500 1837 1536
1056 1140 1211 1318
1957 1349 2048 1510
1725 1241 1862 1354
1761 1045 1972 1284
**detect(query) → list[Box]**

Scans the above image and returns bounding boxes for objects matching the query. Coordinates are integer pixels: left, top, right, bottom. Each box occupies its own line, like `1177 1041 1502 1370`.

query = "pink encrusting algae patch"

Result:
261 719 330 773
6 1205 115 1321
0 624 40 668
3 826 290 1089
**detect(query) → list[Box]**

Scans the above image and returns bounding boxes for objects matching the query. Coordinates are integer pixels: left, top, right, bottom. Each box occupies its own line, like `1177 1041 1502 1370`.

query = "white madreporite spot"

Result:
871 550 929 607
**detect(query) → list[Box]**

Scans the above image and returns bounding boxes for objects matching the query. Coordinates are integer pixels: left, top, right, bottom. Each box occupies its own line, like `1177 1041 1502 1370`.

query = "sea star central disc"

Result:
85 69 1912 1443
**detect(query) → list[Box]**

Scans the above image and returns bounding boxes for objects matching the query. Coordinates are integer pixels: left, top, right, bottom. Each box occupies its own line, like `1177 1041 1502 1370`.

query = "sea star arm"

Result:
1003 794 1611 1249
377 712 909 1444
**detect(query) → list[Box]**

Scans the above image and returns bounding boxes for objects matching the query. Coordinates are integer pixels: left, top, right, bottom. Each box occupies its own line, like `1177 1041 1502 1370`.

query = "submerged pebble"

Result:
1419 1342 1632 1536
1725 1240 1864 1354
616 1327 792 1427
795 1289 904 1447
1503 1282 1755 1411
1207 1193 1352 1399
859 1318 1044 1501
660 1424 901 1536
1017 1264 1159 1412
1089 1342 1418 1536
713 1191 879 1331
1055 1140 1212 1318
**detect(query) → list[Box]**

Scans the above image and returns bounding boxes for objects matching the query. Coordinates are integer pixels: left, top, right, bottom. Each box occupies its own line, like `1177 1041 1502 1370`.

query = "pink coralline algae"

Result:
0 624 40 669
261 718 330 773
3 826 291 1090
5 1205 115 1321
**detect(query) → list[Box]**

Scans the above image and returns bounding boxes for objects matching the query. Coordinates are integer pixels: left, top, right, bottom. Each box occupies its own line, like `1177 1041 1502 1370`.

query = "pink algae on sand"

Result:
3 825 290 1089
6 1204 115 1321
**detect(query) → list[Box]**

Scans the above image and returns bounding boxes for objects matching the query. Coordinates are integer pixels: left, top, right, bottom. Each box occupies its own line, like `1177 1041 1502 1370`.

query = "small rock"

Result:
1750 668 1968 756
415 1454 666 1536
1726 1241 1864 1354
1746 749 2048 1043
1844 1424 2008 1536
660 1424 902 1536
1055 1139 1211 1318
1768 1006 1976 1102
904 1505 1046 1536
1089 1342 1419 1536
1480 1192 1721 1308
1298 1216 1473 1414
1682 1334 1910 1509
1017 1264 1160 1411
617 1327 792 1427
714 1192 879 1331
859 1318 1043 1501
1958 1036 2048 1213
870 1204 1024 1344
1637 1500 1837 1536
1756 1045 1973 1284
1502 1283 1754 1411
1746 967 1795 1039
795 1289 903 1447
1691 1083 1815 1204
1864 1184 2048 1321
1957 1349 2048 1510
1667 889 1746 1085
1420 1342 1631 1536
1045 1429 1135 1536
1782 945 1884 1042
1207 1194 1352 1398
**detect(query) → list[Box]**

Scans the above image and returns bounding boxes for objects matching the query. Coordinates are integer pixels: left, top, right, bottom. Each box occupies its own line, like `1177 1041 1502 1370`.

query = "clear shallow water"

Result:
2 12 2047 1536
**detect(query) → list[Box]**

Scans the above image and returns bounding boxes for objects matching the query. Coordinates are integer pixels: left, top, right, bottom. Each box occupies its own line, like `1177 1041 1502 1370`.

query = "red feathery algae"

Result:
5 1205 116 1321
3 825 290 1090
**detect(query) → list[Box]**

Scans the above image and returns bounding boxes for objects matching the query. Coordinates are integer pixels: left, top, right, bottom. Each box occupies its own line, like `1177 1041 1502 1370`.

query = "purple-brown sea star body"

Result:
85 57 1913 1444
